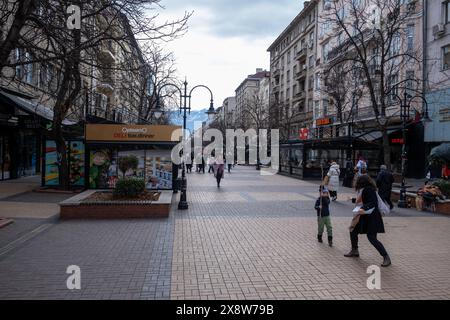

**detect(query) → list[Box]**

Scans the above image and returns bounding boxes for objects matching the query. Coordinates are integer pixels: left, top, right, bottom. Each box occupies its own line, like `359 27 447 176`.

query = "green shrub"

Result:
433 180 450 197
118 155 139 178
113 178 146 198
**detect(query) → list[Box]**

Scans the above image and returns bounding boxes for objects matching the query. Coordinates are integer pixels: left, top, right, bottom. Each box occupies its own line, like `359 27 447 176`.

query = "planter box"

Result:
60 190 173 219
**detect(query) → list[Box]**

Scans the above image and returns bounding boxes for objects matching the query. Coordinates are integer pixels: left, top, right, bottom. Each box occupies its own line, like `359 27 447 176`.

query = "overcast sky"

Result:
154 0 306 110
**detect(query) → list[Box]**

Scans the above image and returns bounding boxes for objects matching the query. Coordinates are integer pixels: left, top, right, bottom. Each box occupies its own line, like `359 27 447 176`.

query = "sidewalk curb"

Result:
0 219 14 229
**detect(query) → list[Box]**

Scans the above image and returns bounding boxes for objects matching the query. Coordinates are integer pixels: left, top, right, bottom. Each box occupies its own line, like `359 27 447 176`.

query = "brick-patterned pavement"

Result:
0 166 449 299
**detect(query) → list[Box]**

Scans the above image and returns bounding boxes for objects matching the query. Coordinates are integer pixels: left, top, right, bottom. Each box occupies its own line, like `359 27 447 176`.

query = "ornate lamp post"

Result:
392 91 429 208
156 79 215 210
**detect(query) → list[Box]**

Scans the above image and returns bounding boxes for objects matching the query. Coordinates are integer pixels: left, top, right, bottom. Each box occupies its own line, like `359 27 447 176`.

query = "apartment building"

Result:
267 0 317 142
267 0 318 177
234 68 270 129
303 0 425 177
424 0 450 146
222 96 236 128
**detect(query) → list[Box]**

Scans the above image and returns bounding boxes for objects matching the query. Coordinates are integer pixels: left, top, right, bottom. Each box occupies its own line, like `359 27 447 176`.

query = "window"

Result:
315 73 321 90
15 48 34 84
314 101 320 118
287 50 291 64
323 100 329 116
388 73 399 103
406 24 414 52
443 45 450 70
446 1 450 24
405 70 415 98
308 99 313 112
287 70 291 82
390 33 400 56
309 55 315 67
323 43 330 63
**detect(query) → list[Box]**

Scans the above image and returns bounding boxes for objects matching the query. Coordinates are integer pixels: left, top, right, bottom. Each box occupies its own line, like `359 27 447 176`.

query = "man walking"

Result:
376 165 395 210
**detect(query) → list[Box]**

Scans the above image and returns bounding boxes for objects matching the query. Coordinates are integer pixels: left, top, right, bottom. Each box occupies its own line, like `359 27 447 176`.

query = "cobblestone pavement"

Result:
0 166 449 299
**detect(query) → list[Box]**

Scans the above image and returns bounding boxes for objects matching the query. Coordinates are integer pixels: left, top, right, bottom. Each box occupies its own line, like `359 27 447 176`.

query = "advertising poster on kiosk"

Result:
145 152 173 190
44 140 59 186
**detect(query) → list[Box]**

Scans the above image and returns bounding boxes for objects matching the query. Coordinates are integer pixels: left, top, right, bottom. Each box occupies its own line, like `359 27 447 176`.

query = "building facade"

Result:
234 68 270 130
268 0 430 178
424 0 450 146
0 6 151 181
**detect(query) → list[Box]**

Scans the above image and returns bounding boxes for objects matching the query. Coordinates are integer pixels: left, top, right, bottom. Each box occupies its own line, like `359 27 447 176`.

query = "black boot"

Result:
344 248 359 257
328 236 333 247
318 235 323 243
381 255 391 267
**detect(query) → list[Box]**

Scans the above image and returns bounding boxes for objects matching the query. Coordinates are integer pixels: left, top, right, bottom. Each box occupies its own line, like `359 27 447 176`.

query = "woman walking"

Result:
326 161 340 201
213 160 225 188
345 175 391 267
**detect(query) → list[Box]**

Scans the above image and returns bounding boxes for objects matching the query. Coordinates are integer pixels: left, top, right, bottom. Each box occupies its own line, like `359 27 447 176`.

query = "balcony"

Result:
96 70 115 95
296 48 307 61
98 41 117 63
355 107 375 120
296 67 307 80
293 91 306 102
273 69 281 78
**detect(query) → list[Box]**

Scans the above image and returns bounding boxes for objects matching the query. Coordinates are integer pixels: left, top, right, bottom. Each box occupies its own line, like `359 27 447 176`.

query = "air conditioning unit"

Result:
303 65 307 70
308 40 314 49
433 24 445 38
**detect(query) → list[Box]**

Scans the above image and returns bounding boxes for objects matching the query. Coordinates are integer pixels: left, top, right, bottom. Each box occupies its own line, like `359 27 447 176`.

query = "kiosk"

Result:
84 124 181 190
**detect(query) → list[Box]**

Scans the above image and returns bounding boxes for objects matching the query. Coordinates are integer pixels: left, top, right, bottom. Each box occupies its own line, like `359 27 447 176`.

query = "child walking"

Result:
315 185 333 247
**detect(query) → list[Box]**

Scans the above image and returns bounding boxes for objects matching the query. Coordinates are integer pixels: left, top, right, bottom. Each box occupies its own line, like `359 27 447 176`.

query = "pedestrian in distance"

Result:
343 158 354 188
213 159 225 188
326 160 340 201
201 156 206 174
208 156 215 174
345 175 391 267
315 185 333 247
376 165 395 210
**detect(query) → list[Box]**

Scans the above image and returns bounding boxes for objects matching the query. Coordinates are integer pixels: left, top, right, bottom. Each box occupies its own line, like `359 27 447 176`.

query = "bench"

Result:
391 190 450 215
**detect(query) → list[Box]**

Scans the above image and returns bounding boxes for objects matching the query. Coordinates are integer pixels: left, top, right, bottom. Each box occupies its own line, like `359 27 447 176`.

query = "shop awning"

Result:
0 89 77 125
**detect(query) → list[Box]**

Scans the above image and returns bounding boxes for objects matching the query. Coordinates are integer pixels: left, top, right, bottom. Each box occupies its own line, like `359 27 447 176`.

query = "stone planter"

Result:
59 190 173 219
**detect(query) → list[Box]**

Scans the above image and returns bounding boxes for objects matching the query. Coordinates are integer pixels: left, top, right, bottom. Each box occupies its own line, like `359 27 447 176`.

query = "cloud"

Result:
161 0 305 38
152 1 307 110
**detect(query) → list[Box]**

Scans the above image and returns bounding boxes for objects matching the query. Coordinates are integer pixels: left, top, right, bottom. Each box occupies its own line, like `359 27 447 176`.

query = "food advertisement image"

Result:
145 151 172 190
69 141 85 186
89 149 113 189
44 140 59 186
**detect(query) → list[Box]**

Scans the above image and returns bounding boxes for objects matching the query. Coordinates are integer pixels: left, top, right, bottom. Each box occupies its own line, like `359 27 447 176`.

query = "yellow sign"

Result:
85 124 182 142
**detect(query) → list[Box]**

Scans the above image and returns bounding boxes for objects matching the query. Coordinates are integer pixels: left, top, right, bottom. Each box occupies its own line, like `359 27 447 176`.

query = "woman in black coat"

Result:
345 175 391 267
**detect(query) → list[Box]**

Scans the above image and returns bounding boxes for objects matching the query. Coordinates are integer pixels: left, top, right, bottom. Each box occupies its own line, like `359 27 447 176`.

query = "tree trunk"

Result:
382 126 391 170
0 0 36 71
54 124 70 190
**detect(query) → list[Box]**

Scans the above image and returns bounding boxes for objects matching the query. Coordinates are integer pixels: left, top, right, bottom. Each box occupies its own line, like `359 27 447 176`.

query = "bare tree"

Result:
0 0 191 189
321 0 425 168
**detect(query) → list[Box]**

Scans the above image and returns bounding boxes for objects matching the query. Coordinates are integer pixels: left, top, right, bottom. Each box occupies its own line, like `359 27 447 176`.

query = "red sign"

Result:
300 128 309 140
391 138 404 144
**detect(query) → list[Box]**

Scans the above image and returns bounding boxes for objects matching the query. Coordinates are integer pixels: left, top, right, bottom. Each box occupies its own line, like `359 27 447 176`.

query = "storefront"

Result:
83 124 181 190
280 136 381 180
0 89 48 181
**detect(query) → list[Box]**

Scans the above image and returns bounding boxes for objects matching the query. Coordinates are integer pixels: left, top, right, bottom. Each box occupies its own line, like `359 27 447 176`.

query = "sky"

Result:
153 0 306 110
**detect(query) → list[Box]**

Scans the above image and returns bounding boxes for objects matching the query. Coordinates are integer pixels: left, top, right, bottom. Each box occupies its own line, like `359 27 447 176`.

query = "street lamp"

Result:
155 79 215 210
392 90 429 208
